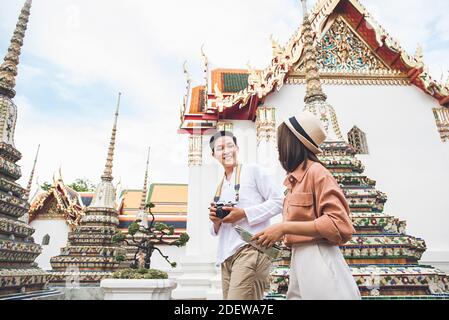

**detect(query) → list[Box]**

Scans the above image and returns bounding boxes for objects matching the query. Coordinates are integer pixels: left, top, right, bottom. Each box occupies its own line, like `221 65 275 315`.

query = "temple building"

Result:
49 94 124 285
25 169 187 274
28 174 84 270
176 0 449 299
0 0 51 298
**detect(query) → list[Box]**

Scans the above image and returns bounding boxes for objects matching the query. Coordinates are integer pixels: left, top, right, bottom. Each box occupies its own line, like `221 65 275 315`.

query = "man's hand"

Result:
209 203 222 234
221 207 246 224
252 223 285 248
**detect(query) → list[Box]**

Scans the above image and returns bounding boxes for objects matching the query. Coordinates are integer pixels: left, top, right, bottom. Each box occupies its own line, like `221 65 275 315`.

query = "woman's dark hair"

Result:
209 131 238 154
277 122 322 173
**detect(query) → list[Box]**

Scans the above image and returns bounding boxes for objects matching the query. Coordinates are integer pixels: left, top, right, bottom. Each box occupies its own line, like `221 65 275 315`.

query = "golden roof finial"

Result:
414 43 424 64
181 61 191 118
301 0 327 104
270 34 284 57
139 147 151 211
0 0 33 98
101 92 121 182
58 165 63 181
25 143 39 200
200 44 209 111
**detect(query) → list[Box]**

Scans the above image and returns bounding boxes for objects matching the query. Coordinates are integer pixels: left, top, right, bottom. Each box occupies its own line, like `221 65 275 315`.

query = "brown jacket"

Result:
283 160 355 246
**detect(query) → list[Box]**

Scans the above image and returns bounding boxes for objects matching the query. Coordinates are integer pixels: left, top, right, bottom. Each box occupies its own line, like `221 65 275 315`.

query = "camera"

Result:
213 201 236 219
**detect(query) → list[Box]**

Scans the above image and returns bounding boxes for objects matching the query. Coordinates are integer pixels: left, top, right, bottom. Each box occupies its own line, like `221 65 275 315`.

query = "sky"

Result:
0 0 448 191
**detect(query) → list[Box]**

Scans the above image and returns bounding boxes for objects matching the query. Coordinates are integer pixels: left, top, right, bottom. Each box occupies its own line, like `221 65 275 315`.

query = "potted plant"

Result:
100 203 189 300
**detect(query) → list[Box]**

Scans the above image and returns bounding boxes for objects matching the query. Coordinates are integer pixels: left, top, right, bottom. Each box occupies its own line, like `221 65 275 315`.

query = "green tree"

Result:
112 202 189 270
40 182 52 191
67 179 95 192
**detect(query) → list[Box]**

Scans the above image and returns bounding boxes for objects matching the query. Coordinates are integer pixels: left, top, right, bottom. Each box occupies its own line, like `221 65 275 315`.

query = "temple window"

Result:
433 108 449 142
348 126 369 154
42 234 50 246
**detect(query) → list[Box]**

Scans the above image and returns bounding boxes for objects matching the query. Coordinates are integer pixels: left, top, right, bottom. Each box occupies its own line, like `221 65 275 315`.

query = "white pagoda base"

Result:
171 255 218 300
206 272 223 300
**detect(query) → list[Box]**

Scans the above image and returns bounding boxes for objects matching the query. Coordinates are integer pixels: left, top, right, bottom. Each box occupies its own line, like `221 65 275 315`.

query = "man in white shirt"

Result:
208 130 283 300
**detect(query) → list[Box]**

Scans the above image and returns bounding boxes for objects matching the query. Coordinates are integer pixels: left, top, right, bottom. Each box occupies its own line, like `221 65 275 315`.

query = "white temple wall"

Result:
30 220 69 270
264 83 449 270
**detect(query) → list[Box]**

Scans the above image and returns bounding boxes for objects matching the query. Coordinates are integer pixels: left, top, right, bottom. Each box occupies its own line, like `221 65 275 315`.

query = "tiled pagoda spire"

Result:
90 92 121 208
0 0 50 298
19 144 40 224
50 94 124 285
301 0 326 105
300 0 343 141
0 0 32 99
267 0 449 299
137 147 150 228
25 144 40 201
117 147 154 268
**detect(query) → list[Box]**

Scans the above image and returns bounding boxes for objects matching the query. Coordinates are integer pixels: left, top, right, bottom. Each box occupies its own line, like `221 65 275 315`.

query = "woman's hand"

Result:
252 223 285 248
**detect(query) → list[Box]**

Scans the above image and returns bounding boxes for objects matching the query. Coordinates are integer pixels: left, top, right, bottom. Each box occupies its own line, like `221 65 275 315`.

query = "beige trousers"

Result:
221 244 271 300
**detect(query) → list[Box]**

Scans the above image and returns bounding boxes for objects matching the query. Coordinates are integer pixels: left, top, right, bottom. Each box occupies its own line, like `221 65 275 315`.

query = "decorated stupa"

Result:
0 0 51 298
49 94 124 285
118 147 151 268
266 0 449 300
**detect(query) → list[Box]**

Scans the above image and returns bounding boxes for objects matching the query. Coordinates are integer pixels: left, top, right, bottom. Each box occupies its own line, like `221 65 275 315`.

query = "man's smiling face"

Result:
213 136 239 169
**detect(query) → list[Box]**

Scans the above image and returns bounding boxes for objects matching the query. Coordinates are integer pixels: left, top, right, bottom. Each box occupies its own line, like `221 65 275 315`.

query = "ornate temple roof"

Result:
28 176 84 227
211 69 251 94
179 0 449 132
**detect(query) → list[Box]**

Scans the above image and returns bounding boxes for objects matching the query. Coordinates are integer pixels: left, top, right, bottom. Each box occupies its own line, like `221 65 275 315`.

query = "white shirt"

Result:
210 163 284 265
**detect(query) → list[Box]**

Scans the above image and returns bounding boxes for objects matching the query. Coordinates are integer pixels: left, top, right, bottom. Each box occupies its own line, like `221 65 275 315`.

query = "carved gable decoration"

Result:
296 16 389 73
318 17 388 72
287 16 410 86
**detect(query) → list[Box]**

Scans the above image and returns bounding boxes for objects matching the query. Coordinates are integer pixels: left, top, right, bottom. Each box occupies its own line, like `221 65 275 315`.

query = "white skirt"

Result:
287 243 361 300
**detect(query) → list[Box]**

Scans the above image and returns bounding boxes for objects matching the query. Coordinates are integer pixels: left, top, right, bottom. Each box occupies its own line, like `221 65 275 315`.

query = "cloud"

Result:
1 0 448 190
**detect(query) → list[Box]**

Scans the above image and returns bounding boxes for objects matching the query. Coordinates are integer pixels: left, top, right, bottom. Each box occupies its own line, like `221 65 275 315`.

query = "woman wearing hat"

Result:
253 111 361 300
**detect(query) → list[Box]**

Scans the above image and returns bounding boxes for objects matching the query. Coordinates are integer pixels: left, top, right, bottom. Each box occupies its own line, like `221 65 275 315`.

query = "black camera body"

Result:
214 201 236 219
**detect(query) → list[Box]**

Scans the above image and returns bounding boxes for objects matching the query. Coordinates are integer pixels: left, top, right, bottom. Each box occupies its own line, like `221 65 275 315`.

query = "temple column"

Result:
256 107 284 225
172 133 220 299
256 106 282 175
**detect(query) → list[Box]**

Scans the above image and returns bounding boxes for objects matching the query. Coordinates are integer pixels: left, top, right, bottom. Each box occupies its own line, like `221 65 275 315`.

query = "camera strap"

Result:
213 164 242 203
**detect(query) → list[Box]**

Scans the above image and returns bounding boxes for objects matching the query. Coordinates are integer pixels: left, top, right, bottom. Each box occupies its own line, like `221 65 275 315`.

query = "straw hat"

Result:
283 111 327 154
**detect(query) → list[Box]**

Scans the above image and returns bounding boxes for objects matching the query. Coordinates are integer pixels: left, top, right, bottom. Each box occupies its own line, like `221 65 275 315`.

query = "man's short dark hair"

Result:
209 131 238 152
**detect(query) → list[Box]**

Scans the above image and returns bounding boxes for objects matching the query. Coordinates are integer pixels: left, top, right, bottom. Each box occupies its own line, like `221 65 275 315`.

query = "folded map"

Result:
234 225 283 259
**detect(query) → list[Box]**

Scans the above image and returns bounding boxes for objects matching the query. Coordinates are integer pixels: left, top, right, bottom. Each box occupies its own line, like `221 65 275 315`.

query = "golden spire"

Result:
101 92 121 182
0 0 33 98
25 143 40 200
301 0 327 104
139 147 150 211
